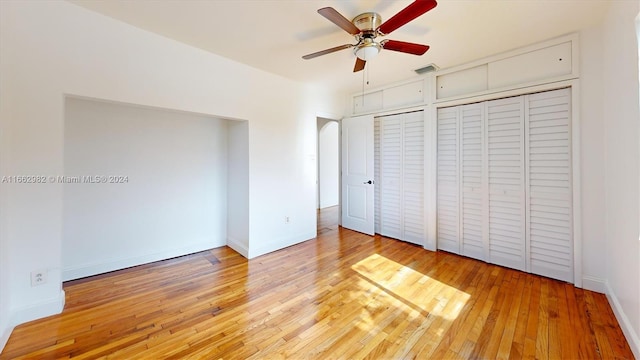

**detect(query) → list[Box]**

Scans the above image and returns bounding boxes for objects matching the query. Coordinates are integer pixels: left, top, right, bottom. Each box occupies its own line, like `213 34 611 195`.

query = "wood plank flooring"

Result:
1 223 633 359
317 205 339 235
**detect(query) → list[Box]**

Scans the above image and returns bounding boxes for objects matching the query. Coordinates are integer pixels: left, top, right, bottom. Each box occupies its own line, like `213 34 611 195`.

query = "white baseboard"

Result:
0 290 65 353
0 322 13 354
62 241 219 281
605 281 640 359
581 275 606 293
227 236 249 258
10 290 65 328
247 231 316 259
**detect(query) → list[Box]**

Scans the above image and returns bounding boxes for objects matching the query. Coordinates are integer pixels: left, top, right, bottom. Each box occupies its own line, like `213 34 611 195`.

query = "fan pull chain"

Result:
366 61 370 85
362 63 365 107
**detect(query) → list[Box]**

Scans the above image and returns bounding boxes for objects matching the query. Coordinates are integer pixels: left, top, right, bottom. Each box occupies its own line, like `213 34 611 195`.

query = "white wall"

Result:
0 205 9 350
601 1 640 356
0 2 10 344
579 26 607 290
227 120 250 256
318 120 339 209
579 8 640 353
0 41 9 339
0 0 344 349
63 98 229 280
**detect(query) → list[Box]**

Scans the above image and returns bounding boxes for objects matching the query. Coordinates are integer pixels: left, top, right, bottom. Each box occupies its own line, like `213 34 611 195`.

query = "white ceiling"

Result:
69 0 612 93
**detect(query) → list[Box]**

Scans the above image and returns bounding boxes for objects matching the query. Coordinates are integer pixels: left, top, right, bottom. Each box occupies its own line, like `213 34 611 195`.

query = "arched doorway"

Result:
317 119 339 209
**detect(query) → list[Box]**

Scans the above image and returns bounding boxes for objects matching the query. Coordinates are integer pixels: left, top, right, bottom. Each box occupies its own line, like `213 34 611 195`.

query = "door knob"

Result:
363 180 373 184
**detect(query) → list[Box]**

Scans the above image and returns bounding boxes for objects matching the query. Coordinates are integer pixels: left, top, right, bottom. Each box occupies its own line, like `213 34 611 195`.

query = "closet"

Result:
374 110 425 245
436 88 573 282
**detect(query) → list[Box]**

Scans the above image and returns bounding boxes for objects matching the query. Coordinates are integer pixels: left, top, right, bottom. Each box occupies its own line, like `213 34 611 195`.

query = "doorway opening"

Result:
317 117 340 233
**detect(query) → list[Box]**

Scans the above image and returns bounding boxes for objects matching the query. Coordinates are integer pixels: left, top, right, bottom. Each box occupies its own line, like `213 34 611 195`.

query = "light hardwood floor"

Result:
1 211 633 359
317 205 339 235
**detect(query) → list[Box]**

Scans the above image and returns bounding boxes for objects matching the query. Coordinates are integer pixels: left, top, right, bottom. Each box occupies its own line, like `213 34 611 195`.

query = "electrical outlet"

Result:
31 270 47 286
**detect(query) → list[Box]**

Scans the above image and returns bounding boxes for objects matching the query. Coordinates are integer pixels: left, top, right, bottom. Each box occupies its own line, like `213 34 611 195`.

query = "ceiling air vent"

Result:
414 63 439 74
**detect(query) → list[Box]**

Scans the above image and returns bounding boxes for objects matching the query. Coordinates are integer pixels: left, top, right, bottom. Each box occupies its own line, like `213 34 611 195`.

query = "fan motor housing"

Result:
352 12 382 32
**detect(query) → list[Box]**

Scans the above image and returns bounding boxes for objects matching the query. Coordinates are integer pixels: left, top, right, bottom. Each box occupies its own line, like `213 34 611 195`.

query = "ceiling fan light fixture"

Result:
303 1 438 73
355 41 381 61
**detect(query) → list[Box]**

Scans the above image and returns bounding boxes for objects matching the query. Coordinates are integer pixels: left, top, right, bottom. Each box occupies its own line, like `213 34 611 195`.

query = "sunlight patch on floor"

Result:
351 253 470 321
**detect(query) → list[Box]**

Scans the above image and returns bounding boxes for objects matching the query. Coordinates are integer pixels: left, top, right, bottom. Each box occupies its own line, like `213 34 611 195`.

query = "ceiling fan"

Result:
302 0 437 73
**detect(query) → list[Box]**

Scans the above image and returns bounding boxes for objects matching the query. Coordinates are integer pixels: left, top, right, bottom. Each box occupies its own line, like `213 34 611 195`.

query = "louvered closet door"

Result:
526 88 573 282
486 97 526 271
437 107 460 253
379 114 402 239
460 103 485 260
402 111 425 244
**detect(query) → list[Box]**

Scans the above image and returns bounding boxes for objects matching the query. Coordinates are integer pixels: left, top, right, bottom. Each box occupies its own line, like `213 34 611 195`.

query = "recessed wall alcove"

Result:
62 96 248 280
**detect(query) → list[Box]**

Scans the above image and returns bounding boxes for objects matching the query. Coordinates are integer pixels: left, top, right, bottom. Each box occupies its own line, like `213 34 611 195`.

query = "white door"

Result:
486 96 526 272
375 111 425 245
436 107 460 253
435 89 573 283
460 103 486 261
525 88 573 282
342 115 375 235
379 113 402 239
400 111 425 245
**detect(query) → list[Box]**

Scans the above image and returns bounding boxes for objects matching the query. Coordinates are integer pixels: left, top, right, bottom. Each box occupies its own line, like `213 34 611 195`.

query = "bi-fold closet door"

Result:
436 102 488 261
374 110 425 245
436 88 573 283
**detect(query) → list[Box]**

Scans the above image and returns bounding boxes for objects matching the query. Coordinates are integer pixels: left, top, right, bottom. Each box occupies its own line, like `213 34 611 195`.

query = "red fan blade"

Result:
378 0 437 35
318 7 361 35
353 58 366 72
302 44 354 60
381 40 430 55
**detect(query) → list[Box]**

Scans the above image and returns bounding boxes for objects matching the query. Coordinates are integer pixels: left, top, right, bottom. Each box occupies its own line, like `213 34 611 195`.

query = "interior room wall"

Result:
601 0 640 355
0 9 10 345
0 219 8 350
318 120 339 209
227 120 250 255
0 49 8 342
0 0 345 348
578 26 607 290
63 98 229 280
